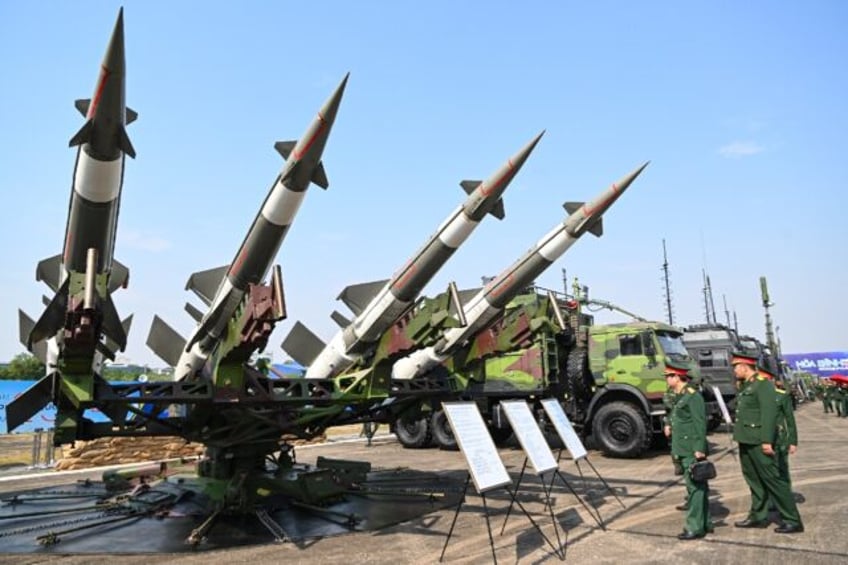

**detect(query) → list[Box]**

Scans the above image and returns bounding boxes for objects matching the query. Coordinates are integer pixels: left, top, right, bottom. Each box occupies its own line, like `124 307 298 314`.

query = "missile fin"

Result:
587 217 604 237
184 302 204 322
101 293 128 351
563 202 584 214
185 265 228 306
74 98 91 117
281 321 327 368
99 314 133 361
18 310 47 364
5 374 56 432
117 125 136 158
337 279 390 316
29 279 70 348
274 140 296 160
330 310 352 328
35 254 63 292
489 198 505 220
311 161 329 189
460 180 482 195
147 315 187 367
69 119 94 147
109 259 130 293
126 107 138 125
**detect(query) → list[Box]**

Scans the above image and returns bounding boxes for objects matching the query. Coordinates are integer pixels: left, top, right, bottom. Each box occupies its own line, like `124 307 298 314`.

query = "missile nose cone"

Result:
319 72 350 127
564 161 649 237
514 130 545 166
102 8 126 76
617 160 650 192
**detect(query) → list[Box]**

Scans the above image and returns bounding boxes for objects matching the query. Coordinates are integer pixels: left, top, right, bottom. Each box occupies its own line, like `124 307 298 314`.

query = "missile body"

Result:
391 162 649 381
8 9 136 432
27 9 136 350
153 75 348 381
294 133 544 380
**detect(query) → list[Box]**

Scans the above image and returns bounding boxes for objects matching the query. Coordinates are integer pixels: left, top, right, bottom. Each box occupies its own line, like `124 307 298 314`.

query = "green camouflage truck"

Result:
391 287 699 458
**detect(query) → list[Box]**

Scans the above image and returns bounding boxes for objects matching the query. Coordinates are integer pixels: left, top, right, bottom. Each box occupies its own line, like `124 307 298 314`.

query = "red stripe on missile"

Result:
480 159 514 197
88 65 111 118
581 182 619 217
488 273 515 298
392 262 418 290
292 114 327 160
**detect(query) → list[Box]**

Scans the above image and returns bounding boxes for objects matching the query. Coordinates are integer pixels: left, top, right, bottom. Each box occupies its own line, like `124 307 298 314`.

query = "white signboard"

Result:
442 402 512 493
500 401 558 474
541 398 588 461
711 386 733 425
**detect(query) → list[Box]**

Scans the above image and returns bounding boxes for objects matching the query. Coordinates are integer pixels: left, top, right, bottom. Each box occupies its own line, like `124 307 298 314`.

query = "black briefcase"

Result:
689 460 717 482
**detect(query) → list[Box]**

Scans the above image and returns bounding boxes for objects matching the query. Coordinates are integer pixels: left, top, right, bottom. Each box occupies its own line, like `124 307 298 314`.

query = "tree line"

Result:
0 353 166 382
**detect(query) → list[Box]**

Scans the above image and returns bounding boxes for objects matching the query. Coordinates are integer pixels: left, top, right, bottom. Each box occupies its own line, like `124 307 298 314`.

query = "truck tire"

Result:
431 410 458 450
592 401 651 458
566 349 590 399
394 416 432 449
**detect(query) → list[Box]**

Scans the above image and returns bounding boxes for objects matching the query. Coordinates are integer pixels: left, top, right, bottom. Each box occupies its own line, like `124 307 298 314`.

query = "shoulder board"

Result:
776 389 787 395
756 375 766 381
686 386 695 393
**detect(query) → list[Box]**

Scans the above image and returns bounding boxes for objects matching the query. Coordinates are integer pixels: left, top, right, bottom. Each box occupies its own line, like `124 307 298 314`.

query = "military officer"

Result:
666 361 712 540
732 352 804 534
663 380 688 509
821 379 833 413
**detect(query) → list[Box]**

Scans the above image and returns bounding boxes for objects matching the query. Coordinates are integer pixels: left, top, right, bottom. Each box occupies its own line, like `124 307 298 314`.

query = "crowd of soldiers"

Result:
662 351 803 540
815 378 848 416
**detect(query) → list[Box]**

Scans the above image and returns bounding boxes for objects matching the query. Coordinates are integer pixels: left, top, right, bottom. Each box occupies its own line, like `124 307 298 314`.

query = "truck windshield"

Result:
657 331 690 360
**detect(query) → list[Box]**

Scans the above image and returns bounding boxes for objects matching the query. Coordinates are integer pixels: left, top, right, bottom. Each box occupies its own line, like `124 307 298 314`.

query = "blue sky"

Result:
1 1 846 367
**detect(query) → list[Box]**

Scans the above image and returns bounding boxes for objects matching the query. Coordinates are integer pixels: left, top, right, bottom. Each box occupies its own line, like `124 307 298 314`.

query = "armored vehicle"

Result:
392 287 699 458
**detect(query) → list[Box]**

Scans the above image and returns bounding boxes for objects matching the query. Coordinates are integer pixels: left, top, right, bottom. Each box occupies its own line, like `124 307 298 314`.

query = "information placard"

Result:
541 398 588 461
442 402 512 493
711 386 733 425
500 400 558 474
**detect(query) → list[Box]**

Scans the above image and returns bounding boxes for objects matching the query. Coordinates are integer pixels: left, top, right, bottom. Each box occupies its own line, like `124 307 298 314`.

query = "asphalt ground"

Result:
1 402 846 564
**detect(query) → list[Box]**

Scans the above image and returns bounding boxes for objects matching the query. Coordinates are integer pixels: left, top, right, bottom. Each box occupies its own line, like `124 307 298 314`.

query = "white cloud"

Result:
718 141 765 158
121 230 171 252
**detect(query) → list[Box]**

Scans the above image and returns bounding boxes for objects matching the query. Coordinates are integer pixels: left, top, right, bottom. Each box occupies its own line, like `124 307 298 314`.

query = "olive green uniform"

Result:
733 375 802 527
822 384 833 413
671 386 712 535
663 386 684 475
840 386 848 418
775 388 797 488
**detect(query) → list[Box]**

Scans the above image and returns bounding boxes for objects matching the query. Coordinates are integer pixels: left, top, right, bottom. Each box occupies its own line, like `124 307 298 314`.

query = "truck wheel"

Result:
592 401 651 458
431 410 458 450
394 416 432 449
566 349 590 399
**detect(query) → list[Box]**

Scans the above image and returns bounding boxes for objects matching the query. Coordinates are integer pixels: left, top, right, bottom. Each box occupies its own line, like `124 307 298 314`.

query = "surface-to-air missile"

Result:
8 9 136 433
283 132 544 380
146 74 348 381
391 162 649 381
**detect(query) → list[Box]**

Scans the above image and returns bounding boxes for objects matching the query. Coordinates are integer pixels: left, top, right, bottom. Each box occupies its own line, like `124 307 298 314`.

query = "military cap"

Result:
664 360 691 379
730 351 758 366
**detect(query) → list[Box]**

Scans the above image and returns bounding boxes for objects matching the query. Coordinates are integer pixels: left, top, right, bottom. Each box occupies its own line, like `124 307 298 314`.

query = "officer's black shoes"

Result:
677 530 705 540
675 503 689 511
734 519 769 528
774 523 804 534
